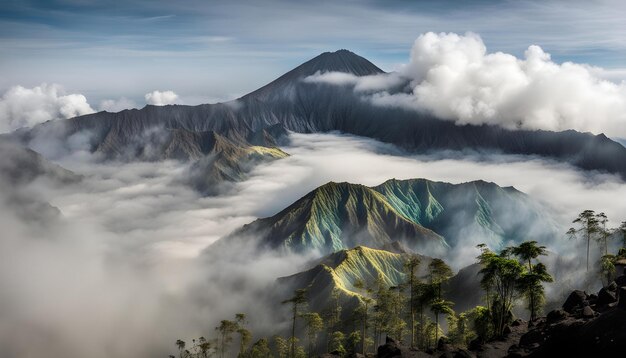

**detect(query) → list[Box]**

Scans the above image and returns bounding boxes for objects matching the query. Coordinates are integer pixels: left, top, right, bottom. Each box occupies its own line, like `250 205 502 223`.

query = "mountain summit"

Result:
13 50 626 180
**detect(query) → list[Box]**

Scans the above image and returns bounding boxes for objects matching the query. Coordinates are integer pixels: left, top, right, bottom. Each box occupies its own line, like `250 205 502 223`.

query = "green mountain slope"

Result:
232 182 448 254
372 179 555 250
276 246 481 316
228 178 556 254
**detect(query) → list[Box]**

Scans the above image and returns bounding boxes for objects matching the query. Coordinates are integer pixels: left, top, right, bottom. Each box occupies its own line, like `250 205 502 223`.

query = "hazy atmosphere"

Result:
1 1 626 358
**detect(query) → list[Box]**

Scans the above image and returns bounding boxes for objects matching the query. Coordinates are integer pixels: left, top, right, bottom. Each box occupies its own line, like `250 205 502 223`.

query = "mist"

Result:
1 131 625 357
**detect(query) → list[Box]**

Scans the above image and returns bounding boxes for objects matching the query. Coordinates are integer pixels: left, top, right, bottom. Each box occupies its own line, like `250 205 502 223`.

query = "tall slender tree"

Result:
282 289 308 358
619 222 626 248
477 245 524 337
301 312 324 358
216 320 238 358
510 241 552 320
568 210 600 271
403 255 420 348
236 314 252 358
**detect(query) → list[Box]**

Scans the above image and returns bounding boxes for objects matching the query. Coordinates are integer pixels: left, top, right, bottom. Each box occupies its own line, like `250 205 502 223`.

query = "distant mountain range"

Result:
226 178 557 255
12 49 626 180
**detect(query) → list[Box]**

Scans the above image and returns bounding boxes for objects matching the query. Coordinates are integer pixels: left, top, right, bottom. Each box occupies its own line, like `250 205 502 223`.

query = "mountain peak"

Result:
302 49 384 76
242 49 383 100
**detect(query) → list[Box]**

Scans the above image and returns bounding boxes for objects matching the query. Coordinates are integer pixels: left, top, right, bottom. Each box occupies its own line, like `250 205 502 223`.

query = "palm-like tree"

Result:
282 289 308 358
510 241 547 273
568 210 600 271
429 299 454 345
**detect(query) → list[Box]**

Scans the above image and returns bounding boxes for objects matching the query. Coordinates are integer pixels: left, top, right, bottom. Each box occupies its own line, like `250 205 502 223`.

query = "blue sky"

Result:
1 0 625 105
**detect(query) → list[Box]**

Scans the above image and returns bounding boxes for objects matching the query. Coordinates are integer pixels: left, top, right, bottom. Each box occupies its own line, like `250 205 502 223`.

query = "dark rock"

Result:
546 309 568 323
615 275 626 288
607 281 617 291
563 290 587 313
377 336 402 358
503 325 512 335
452 349 474 358
582 306 595 318
597 287 617 306
519 329 546 346
511 319 523 327
619 287 626 310
468 338 482 351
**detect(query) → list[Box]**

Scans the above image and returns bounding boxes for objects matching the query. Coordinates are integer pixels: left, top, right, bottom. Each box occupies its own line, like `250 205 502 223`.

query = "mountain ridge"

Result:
12 49 626 180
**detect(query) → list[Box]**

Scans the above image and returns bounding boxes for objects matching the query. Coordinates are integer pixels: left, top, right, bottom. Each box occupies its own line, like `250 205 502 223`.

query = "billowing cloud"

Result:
307 32 626 137
0 84 94 133
98 97 137 112
2 132 626 356
144 90 179 105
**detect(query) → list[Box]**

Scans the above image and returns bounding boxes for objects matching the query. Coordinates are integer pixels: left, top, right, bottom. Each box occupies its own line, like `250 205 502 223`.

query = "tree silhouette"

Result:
568 210 600 271
403 255 420 347
282 289 308 358
216 320 238 358
176 340 186 358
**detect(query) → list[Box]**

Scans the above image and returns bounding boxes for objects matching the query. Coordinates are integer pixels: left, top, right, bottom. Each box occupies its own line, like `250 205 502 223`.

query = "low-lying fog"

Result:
1 132 625 357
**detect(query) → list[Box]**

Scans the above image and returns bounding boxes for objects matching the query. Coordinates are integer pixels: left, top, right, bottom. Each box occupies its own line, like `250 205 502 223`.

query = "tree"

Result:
429 298 454 344
250 338 272 358
477 245 525 337
619 222 626 248
600 254 617 286
272 336 289 358
403 255 420 348
518 263 553 320
321 288 342 352
596 212 611 256
388 285 407 342
568 210 600 271
176 339 187 358
414 282 436 349
353 279 373 355
197 337 212 358
282 289 308 358
329 331 346 357
236 314 252 358
510 241 552 320
216 320 238 358
301 312 324 357
510 241 547 273
466 306 492 343
347 331 361 355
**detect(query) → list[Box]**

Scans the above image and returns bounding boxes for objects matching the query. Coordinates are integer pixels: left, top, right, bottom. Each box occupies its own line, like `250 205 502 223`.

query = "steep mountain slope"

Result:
372 178 554 249
276 246 481 316
230 181 448 254
14 50 626 179
227 178 556 255
0 139 80 223
180 131 288 195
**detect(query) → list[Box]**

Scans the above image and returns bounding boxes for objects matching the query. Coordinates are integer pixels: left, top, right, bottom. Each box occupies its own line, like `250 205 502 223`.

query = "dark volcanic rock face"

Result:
13 50 626 179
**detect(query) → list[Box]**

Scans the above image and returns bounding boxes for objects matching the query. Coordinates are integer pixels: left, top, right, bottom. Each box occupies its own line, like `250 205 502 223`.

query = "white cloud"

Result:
310 32 626 137
144 90 179 106
393 32 626 136
0 84 94 133
98 97 137 112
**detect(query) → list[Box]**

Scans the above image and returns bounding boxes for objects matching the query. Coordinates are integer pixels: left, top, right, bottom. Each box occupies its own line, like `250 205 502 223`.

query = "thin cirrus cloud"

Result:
305 32 626 138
